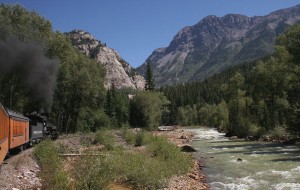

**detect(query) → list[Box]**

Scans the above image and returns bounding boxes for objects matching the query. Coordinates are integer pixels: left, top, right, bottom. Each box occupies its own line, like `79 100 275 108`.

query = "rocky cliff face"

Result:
137 4 300 86
66 30 145 90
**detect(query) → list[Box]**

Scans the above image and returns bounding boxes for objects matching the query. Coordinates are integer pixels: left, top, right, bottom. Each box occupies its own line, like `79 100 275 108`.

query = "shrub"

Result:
106 150 168 189
94 130 115 150
135 130 149 146
121 127 136 145
34 140 69 190
146 135 192 174
269 126 289 139
72 155 112 190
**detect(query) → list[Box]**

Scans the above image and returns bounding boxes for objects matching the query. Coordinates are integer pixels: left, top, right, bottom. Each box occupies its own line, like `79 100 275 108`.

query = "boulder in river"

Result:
179 144 197 152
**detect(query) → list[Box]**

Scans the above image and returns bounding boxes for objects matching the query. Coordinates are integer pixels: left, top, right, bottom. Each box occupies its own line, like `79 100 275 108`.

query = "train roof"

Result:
0 102 9 116
26 112 47 120
6 109 29 121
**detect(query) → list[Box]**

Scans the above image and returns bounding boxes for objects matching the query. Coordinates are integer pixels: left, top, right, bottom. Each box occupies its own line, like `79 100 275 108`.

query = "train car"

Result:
0 103 9 164
7 109 30 151
26 113 58 140
27 113 45 144
0 105 58 165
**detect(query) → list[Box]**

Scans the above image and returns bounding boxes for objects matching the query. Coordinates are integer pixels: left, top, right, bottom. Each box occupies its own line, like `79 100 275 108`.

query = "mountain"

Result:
66 30 145 90
137 4 300 86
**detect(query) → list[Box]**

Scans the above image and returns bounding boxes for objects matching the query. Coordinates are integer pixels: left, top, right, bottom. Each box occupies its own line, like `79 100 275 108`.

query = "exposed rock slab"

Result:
66 30 145 90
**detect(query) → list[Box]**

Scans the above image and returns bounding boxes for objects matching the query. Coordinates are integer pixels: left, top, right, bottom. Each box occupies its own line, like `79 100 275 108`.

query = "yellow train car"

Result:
0 103 9 164
7 109 29 150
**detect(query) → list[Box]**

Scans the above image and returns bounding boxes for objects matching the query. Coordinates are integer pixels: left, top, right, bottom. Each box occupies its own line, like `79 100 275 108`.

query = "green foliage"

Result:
146 136 180 160
49 32 106 133
269 126 288 139
121 127 136 145
34 131 192 190
77 108 111 132
135 130 152 147
34 140 69 190
276 24 300 63
107 151 169 189
107 135 191 189
145 61 155 91
105 87 131 128
130 91 170 130
72 155 112 190
0 4 52 43
71 133 192 190
121 128 152 146
94 130 115 150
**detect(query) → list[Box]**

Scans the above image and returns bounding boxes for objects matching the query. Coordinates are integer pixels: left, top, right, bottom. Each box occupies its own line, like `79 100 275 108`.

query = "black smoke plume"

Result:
0 37 58 111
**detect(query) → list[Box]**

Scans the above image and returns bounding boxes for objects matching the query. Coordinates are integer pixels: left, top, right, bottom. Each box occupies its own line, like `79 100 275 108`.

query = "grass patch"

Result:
107 150 169 189
110 134 191 189
146 135 192 174
71 155 112 190
34 140 69 190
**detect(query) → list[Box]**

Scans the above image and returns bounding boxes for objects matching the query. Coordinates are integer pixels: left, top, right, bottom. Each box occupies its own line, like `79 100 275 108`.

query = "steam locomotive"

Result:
0 102 58 165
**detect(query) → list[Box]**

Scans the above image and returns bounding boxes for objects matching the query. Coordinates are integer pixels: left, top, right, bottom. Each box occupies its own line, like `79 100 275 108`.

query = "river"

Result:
188 128 300 190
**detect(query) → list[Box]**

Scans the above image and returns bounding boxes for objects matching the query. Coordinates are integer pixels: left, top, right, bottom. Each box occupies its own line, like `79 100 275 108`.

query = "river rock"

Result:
179 144 197 152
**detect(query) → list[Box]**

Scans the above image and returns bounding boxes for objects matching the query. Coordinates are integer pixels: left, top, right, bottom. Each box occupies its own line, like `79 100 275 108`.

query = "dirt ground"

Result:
0 129 208 190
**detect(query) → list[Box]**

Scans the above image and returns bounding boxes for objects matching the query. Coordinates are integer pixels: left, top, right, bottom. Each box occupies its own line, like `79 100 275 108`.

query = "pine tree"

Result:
145 62 155 91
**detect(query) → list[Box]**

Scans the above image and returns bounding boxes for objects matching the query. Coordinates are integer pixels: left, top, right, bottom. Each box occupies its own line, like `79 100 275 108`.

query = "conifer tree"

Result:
145 61 155 91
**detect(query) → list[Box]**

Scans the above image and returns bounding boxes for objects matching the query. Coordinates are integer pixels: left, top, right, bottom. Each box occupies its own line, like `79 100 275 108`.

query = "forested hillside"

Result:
161 25 300 138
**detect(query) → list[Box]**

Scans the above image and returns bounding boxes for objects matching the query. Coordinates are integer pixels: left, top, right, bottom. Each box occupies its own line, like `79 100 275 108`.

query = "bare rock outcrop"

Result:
66 30 145 90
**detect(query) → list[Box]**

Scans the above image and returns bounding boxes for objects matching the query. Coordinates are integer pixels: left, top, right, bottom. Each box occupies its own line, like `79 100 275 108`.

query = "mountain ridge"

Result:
137 4 300 86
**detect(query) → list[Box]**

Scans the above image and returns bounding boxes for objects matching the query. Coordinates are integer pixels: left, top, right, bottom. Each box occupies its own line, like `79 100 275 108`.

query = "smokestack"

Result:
0 36 58 111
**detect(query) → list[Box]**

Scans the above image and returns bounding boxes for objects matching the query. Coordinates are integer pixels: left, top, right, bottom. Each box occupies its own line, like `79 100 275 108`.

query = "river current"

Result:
188 128 300 190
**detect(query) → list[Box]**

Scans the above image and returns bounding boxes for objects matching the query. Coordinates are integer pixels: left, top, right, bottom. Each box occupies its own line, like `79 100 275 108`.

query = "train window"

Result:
13 123 23 137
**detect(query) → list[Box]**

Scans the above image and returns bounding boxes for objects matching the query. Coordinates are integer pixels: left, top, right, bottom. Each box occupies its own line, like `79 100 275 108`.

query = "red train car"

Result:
0 106 29 165
0 103 9 164
7 109 29 150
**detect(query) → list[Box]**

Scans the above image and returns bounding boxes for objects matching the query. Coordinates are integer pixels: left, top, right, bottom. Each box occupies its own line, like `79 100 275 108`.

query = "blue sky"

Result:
1 0 300 68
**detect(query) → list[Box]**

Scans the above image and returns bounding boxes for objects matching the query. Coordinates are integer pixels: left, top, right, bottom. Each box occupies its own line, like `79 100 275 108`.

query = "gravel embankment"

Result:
0 149 42 190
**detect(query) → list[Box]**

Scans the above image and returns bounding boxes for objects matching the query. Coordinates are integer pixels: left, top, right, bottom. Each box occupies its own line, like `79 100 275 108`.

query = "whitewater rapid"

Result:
187 128 300 190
